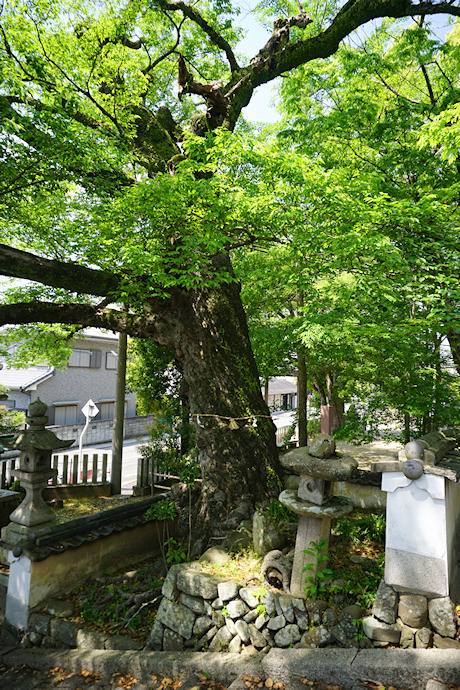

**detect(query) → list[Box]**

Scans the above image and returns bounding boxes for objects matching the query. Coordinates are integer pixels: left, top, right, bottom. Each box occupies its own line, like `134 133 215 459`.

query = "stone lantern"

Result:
278 435 358 598
2 399 73 547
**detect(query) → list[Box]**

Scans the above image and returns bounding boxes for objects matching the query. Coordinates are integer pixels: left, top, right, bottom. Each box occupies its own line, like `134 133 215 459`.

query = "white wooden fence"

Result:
0 451 110 489
276 424 297 447
51 451 111 485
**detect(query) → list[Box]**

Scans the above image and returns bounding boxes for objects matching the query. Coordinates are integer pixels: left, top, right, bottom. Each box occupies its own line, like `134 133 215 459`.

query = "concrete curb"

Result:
0 646 459 689
262 647 460 689
0 648 264 686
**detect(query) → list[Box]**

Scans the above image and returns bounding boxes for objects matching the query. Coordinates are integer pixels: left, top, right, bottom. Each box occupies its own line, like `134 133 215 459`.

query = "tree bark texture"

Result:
312 372 343 433
447 331 460 377
147 257 282 539
326 373 344 432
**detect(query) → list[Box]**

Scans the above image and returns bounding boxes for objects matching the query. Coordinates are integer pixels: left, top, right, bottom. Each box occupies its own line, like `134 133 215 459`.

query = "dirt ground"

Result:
335 439 403 469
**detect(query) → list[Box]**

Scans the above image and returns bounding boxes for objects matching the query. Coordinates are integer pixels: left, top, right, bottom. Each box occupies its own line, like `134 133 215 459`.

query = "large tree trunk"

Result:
151 255 282 547
0 248 281 549
326 372 345 432
297 350 308 447
312 371 344 433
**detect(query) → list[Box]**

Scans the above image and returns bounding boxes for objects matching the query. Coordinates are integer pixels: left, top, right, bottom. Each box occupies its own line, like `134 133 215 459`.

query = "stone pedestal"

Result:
279 489 354 597
9 469 55 528
279 438 357 598
292 516 331 598
374 432 460 602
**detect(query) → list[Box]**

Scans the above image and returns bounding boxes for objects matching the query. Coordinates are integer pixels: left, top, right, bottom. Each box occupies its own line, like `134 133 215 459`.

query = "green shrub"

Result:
145 499 177 521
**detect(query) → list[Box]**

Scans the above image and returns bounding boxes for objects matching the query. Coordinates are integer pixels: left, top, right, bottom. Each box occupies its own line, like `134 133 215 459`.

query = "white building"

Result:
265 377 297 410
0 330 136 425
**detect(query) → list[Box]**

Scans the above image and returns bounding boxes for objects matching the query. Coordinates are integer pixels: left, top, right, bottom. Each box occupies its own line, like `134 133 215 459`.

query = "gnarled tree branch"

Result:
0 244 120 297
0 301 151 337
220 0 460 129
153 0 240 72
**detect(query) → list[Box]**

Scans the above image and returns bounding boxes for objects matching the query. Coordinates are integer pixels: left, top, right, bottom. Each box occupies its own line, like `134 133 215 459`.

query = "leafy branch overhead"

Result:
1 0 460 378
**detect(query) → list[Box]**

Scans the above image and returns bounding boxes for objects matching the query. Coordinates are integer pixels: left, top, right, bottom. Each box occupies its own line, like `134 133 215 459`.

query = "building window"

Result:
69 349 91 367
106 352 117 369
69 348 102 368
98 400 128 421
54 404 78 425
99 401 115 421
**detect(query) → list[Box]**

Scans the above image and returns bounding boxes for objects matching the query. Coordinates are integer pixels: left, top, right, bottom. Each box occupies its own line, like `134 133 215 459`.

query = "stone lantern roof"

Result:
11 399 73 454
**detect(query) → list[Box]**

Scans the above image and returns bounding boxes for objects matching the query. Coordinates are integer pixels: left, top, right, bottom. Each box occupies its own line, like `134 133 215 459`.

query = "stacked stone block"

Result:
146 565 460 653
363 581 460 649
18 566 459 654
147 562 322 652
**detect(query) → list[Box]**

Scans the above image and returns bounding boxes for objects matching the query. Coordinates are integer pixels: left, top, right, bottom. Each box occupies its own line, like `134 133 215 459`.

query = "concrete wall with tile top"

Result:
5 517 178 631
47 414 155 446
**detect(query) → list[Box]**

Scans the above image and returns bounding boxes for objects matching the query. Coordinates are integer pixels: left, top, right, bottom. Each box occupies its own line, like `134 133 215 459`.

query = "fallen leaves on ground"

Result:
149 674 227 690
151 673 183 689
243 676 283 690
111 671 139 688
198 674 227 690
79 668 104 684
298 682 341 690
47 666 75 682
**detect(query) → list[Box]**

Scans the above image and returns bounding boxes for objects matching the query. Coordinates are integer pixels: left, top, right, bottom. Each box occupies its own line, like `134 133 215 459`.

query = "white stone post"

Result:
5 551 32 630
374 431 460 601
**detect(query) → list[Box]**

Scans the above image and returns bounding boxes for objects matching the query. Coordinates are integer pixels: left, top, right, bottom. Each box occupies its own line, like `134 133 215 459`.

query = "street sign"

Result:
79 399 100 467
81 399 99 420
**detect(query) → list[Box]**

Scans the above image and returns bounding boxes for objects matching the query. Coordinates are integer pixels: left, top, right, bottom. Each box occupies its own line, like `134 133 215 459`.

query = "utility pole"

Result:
111 332 127 495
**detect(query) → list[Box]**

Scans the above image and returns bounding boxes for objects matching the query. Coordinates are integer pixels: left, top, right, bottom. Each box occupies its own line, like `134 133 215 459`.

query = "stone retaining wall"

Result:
26 605 142 651
145 564 460 653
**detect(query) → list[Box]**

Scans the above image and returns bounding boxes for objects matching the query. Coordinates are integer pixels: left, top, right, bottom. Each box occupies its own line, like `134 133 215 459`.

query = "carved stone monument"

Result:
278 435 357 598
373 429 460 601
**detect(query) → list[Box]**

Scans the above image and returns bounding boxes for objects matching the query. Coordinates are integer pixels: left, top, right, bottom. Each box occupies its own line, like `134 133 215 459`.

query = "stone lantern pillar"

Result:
2 399 73 549
278 435 357 598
